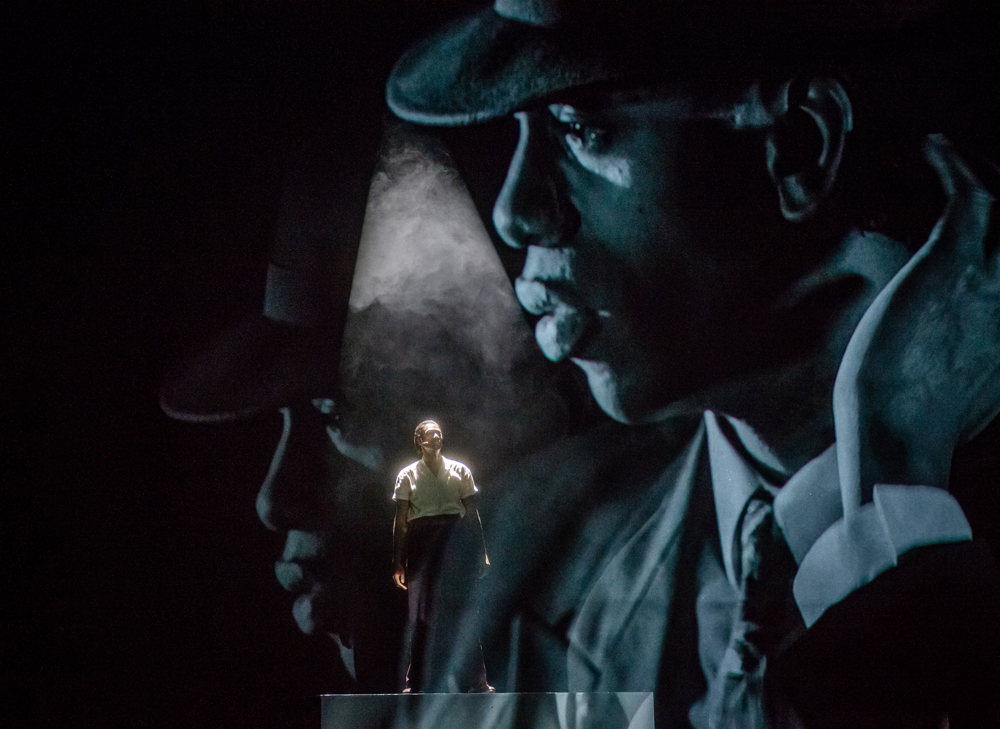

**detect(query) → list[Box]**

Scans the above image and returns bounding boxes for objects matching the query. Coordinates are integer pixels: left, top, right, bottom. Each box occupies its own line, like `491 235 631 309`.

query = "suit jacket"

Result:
422 414 1000 728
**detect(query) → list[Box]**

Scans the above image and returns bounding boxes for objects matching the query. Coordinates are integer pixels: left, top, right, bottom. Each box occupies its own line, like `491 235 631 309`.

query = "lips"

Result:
275 558 349 635
514 277 590 361
536 304 588 362
292 584 337 636
276 530 342 635
514 246 599 361
275 559 309 592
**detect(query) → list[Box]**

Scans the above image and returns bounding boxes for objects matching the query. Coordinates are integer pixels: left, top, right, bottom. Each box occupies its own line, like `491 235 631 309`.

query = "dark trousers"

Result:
404 514 488 692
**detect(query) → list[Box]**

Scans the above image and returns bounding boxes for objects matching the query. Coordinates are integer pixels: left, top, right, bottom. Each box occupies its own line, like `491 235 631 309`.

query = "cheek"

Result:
587 137 686 262
564 128 767 324
571 174 679 265
567 139 634 187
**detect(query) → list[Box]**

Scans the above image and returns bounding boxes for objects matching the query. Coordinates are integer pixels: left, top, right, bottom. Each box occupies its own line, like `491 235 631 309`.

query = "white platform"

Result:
320 691 654 729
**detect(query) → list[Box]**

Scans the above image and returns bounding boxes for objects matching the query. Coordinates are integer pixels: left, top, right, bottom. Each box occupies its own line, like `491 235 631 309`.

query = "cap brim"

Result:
160 315 340 423
387 3 993 127
387 8 627 126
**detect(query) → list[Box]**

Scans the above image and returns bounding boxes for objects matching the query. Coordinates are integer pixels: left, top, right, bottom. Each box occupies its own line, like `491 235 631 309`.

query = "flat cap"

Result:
388 0 991 126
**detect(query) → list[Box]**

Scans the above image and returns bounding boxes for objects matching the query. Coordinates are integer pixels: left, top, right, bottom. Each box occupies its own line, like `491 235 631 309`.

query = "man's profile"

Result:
392 419 493 693
386 0 1000 724
159 120 570 695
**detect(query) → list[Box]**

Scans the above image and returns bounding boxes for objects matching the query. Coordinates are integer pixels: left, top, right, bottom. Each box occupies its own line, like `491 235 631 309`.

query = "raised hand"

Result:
835 134 1000 513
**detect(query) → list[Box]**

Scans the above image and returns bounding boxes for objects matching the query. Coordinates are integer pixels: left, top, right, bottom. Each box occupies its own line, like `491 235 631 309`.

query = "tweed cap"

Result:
387 0 987 126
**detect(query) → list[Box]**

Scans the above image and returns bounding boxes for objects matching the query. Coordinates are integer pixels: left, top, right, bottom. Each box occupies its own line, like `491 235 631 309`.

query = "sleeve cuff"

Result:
773 444 843 565
793 484 972 627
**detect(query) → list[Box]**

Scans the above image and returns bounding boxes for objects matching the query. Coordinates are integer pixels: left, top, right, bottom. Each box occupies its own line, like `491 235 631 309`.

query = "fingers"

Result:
924 134 994 264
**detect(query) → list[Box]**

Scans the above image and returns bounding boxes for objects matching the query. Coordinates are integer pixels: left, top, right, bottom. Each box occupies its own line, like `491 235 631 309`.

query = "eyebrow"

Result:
545 85 769 128
546 97 729 124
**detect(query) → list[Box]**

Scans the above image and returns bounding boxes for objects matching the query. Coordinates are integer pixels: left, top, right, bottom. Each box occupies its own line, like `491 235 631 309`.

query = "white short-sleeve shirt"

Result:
393 457 478 521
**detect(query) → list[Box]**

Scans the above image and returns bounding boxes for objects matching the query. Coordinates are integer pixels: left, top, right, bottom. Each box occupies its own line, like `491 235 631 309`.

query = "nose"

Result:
256 405 335 531
493 112 579 249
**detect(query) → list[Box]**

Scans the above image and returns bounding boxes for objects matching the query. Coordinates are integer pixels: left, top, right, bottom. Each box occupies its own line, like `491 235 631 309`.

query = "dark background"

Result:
7 3 999 728
7 3 497 727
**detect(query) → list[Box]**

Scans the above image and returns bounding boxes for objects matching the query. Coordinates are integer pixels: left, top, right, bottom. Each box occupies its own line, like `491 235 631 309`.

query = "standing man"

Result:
393 419 493 693
386 0 1000 725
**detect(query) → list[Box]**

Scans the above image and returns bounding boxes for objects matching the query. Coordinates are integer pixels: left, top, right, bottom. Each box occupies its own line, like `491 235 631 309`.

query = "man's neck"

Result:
666 359 837 475
422 451 443 475
662 230 912 474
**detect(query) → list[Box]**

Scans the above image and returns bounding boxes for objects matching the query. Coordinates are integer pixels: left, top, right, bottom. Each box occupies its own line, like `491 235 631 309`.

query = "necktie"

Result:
706 489 800 729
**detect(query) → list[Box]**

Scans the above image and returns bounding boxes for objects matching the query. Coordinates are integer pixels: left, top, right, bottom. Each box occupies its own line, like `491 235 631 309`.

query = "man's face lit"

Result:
494 87 806 423
418 426 443 455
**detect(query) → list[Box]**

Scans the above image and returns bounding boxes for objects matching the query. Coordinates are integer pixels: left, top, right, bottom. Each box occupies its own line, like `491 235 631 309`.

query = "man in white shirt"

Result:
386 0 1000 724
393 419 493 693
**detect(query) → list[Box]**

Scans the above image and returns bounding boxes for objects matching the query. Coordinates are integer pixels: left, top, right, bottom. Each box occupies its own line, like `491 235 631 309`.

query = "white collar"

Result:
704 410 848 582
704 411 780 588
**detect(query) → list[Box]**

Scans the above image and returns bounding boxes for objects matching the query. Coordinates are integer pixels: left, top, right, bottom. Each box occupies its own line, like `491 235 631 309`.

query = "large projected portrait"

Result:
383 1 1000 726
154 1 999 727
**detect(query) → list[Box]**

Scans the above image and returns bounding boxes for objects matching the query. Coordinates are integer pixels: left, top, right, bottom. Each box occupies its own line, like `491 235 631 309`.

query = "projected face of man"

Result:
255 395 398 688
494 82 862 433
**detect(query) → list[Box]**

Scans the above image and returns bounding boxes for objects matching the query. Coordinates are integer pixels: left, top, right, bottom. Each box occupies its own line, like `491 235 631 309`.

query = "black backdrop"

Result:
8 3 1000 728
7 4 491 727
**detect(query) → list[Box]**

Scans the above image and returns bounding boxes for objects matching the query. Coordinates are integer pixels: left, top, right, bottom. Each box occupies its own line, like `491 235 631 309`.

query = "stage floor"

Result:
320 691 653 728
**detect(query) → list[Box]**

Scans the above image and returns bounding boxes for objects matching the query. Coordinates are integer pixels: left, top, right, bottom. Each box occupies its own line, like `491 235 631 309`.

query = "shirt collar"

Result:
418 456 450 478
704 411 779 588
705 410 848 582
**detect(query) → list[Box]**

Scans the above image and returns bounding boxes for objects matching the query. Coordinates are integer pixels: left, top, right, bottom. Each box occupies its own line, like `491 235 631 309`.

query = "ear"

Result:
766 78 853 222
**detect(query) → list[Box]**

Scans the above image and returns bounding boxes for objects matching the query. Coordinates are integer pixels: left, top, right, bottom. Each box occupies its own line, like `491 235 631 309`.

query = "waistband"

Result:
409 513 462 528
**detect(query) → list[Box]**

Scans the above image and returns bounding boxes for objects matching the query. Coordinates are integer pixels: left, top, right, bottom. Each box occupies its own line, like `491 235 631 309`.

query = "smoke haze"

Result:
340 125 569 482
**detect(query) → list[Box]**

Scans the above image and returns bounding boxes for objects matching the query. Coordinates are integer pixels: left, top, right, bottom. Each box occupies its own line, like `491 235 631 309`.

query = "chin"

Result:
572 357 648 424
573 356 703 425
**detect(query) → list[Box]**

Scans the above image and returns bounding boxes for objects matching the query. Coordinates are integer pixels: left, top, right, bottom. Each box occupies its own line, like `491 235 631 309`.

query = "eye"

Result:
547 103 631 186
311 397 341 426
565 122 604 152
561 120 606 153
549 104 607 154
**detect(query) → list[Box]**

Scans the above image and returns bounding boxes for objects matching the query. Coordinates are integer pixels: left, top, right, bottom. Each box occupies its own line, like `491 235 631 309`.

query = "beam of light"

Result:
338 126 570 483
